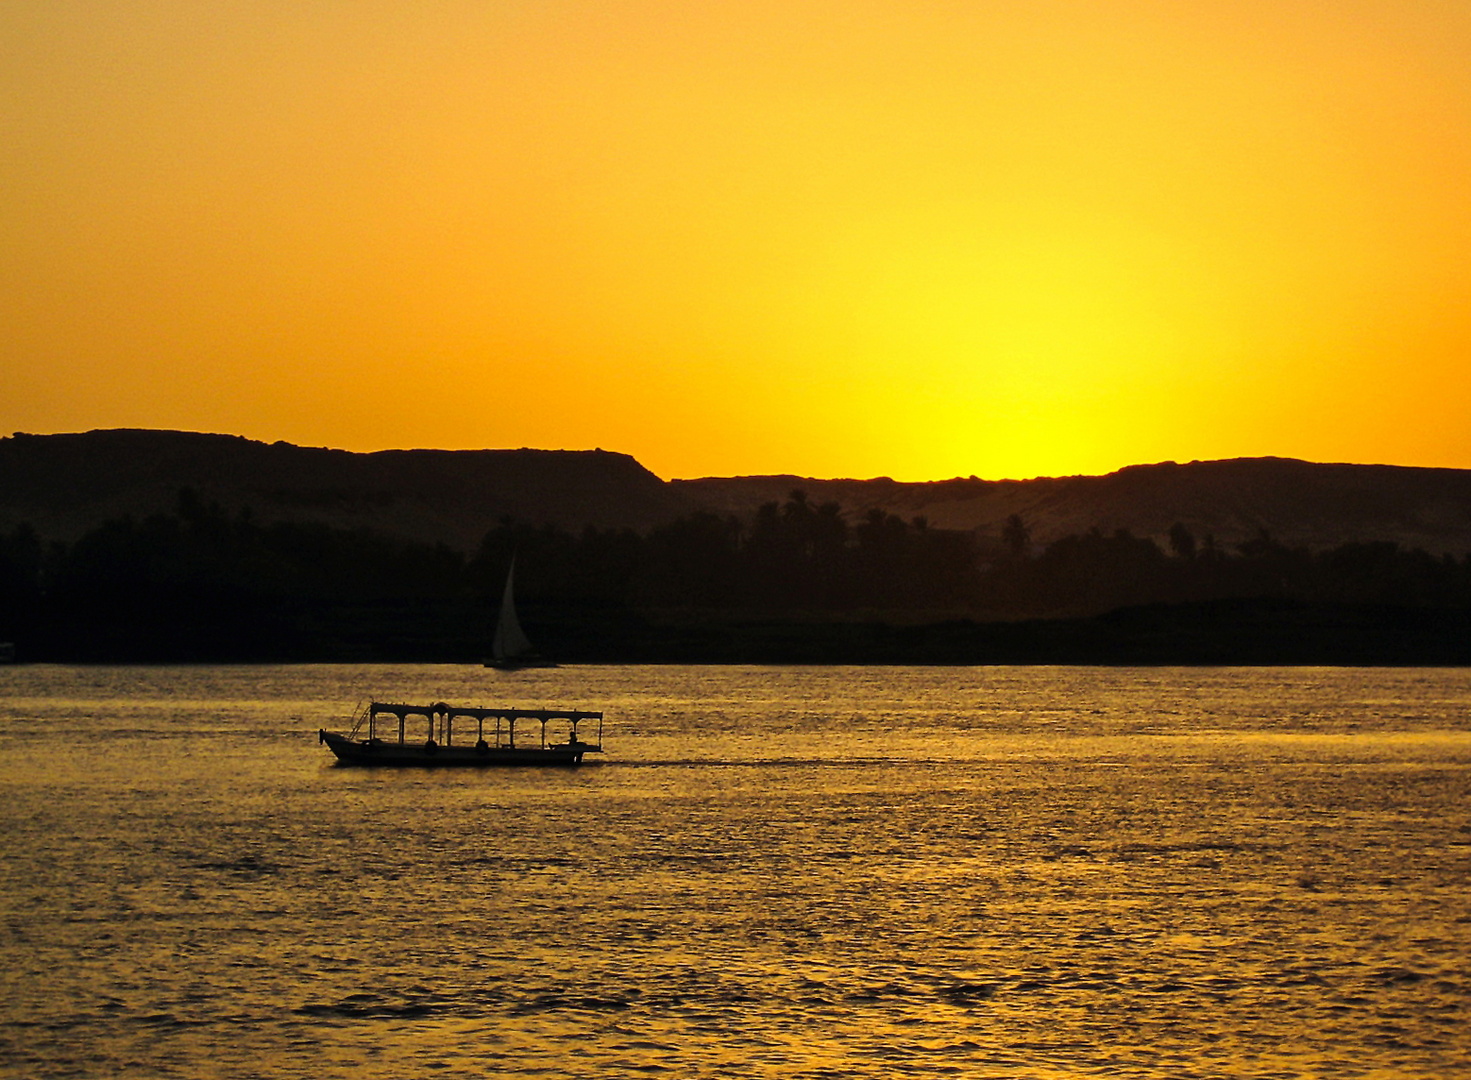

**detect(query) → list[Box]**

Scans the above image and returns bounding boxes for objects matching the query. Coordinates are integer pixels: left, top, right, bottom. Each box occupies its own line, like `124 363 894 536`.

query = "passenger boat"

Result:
319 700 603 766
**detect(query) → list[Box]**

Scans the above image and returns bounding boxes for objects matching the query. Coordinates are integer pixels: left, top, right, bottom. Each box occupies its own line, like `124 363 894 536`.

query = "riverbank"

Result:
6 598 1471 665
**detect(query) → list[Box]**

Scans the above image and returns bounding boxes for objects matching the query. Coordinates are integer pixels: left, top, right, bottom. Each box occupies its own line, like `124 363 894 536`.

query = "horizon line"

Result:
3 426 1459 486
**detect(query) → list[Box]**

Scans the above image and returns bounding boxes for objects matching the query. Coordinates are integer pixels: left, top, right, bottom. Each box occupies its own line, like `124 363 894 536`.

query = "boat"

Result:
319 700 603 766
483 556 556 669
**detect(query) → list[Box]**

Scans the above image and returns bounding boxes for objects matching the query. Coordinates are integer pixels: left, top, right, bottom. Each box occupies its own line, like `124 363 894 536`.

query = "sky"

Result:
3 1 1470 481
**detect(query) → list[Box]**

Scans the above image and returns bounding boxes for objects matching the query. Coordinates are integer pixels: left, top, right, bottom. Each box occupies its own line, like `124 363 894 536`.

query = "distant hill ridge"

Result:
0 429 690 550
4 429 1471 556
673 458 1471 556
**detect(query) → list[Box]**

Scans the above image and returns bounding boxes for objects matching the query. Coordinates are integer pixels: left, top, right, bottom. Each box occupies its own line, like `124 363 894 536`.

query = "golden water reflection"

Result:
1 664 1467 1077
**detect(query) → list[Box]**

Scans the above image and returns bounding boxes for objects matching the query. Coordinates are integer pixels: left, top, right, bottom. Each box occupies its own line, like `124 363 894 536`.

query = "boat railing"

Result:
363 701 603 751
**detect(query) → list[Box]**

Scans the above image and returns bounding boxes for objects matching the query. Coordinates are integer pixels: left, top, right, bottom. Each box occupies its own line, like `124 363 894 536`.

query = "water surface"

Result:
2 665 1468 1078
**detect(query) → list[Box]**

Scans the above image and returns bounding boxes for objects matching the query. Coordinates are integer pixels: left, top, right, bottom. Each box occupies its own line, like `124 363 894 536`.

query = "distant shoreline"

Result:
7 599 1470 666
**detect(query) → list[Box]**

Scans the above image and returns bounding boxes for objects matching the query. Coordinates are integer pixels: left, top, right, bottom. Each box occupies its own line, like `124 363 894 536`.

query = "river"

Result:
1 664 1468 1078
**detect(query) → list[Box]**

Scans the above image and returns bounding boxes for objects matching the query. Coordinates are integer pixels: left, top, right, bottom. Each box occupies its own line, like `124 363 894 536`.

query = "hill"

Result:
674 458 1471 557
4 431 1471 558
0 429 693 550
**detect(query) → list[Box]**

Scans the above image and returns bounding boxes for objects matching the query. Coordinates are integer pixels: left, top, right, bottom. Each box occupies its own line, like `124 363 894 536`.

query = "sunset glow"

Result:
4 0 1470 480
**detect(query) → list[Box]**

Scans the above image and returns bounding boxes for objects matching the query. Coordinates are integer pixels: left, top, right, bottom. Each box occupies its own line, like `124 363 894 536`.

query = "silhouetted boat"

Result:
319 700 603 766
483 557 556 669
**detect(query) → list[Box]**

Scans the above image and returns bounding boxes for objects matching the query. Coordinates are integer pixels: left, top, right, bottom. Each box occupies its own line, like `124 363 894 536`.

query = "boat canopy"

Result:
352 700 603 751
367 701 601 724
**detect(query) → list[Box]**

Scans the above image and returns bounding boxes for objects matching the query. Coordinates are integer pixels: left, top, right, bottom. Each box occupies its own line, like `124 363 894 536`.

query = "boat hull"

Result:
319 729 596 767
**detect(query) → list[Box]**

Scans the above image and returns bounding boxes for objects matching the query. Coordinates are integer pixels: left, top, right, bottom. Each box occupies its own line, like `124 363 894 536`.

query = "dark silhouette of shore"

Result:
3 485 1469 664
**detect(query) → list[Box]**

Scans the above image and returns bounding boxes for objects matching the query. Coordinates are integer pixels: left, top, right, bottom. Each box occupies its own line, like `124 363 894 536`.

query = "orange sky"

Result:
4 1 1470 480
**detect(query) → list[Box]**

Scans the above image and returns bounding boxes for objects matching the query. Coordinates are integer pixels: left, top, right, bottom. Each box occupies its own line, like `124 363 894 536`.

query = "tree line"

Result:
2 488 1470 660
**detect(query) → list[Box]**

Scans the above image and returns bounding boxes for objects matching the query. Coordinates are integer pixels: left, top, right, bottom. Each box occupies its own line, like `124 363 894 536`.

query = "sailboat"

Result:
483 557 556 669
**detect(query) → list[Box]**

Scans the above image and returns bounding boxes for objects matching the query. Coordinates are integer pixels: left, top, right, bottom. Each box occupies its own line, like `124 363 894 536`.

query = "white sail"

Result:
491 558 535 661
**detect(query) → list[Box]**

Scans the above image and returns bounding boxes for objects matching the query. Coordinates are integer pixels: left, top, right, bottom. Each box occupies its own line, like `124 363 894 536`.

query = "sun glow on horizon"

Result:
4 0 1470 482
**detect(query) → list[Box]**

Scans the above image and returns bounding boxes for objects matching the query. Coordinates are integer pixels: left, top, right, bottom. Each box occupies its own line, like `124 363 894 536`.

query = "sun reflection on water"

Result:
0 664 1468 1077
